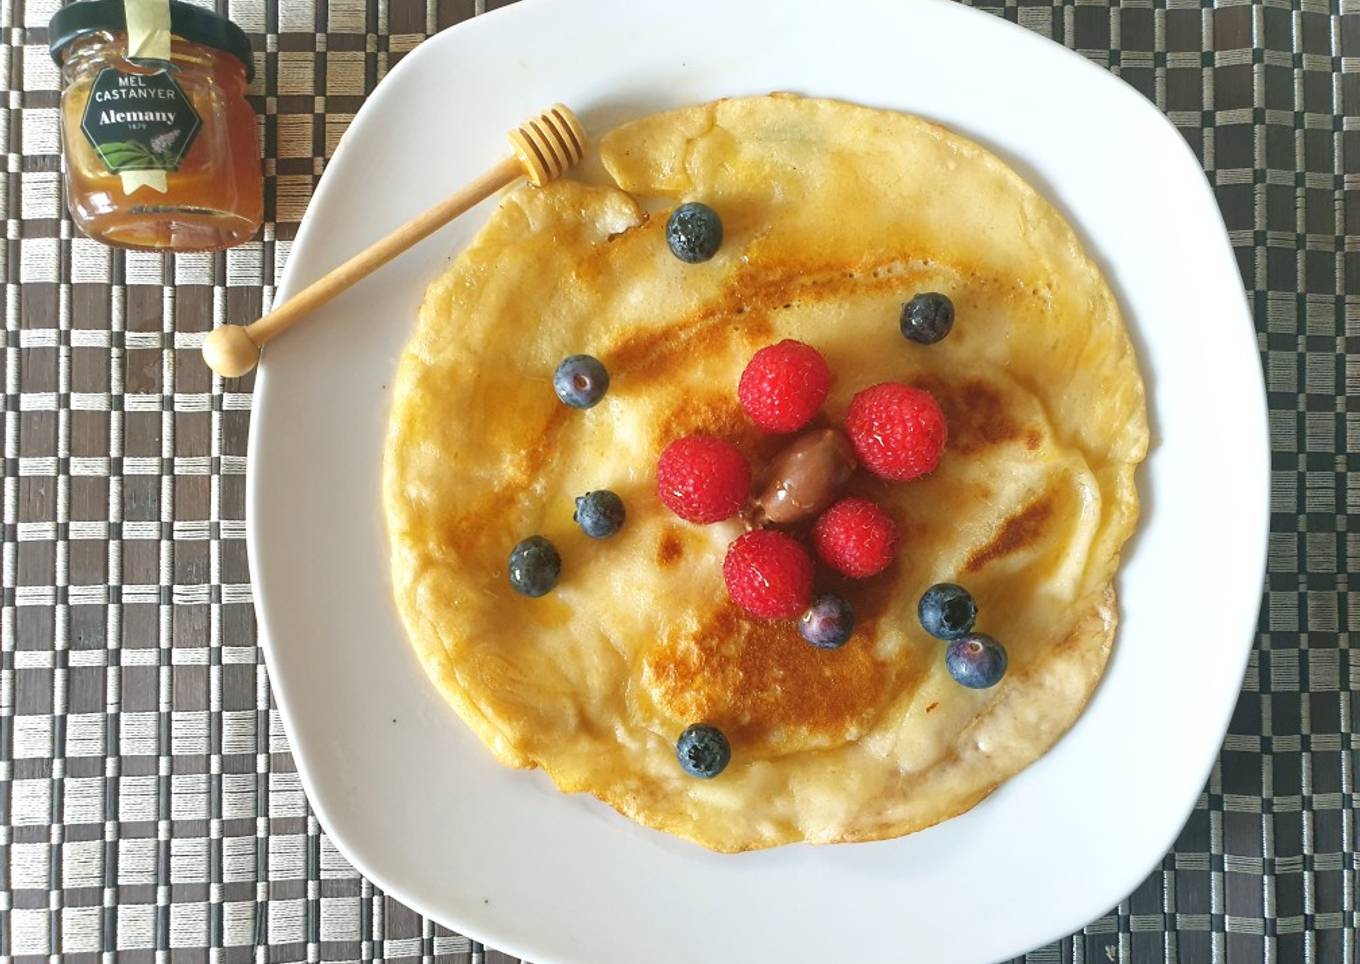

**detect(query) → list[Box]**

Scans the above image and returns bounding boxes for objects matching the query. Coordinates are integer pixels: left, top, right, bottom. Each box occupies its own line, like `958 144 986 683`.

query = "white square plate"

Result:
246 0 1268 960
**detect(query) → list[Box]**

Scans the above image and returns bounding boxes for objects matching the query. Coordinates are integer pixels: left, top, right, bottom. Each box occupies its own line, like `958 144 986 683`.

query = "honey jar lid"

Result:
49 0 255 81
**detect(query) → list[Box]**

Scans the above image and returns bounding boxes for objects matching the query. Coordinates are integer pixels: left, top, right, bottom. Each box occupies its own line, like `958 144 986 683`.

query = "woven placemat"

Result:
2 0 1355 961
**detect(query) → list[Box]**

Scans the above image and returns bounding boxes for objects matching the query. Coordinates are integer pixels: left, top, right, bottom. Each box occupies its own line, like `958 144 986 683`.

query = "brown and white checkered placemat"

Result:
2 0 1356 961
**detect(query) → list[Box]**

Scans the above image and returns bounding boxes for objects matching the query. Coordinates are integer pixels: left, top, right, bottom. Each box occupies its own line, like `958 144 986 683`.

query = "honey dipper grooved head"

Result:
508 104 587 186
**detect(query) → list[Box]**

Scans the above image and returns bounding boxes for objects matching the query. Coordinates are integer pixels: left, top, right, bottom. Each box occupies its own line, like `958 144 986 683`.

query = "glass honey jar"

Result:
49 0 263 251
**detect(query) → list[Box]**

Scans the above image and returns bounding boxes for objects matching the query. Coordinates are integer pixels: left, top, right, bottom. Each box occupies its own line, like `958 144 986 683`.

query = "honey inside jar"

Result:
50 0 262 251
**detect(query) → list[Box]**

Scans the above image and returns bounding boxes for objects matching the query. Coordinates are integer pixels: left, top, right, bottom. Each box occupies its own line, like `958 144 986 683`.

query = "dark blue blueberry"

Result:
666 202 723 264
900 292 955 344
798 593 855 649
573 490 625 539
507 535 561 597
918 582 977 640
945 633 1007 689
553 355 609 409
676 723 731 779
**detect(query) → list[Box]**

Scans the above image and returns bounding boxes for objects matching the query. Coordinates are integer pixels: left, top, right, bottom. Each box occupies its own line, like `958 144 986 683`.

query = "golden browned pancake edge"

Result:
383 94 1149 851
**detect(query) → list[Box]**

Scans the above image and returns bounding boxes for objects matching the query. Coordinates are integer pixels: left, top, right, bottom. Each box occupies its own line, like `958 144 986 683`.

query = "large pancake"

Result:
383 94 1148 851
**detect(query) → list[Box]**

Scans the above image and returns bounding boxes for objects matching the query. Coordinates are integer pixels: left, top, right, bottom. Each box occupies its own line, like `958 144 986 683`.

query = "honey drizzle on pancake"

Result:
605 250 1015 390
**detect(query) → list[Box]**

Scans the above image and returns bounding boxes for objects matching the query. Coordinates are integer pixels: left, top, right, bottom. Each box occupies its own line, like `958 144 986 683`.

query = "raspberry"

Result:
657 435 751 523
722 530 814 619
738 339 831 433
812 497 899 578
844 382 947 481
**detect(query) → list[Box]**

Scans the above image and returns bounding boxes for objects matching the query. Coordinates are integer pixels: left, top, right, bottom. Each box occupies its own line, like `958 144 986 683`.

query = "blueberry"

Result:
900 292 955 344
666 202 723 264
507 535 561 597
798 593 855 649
676 723 731 778
945 634 1007 689
918 582 977 640
573 490 625 539
553 355 609 409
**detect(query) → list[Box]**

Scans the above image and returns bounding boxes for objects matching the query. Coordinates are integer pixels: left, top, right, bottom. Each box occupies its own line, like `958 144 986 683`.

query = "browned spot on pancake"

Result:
659 396 750 447
656 528 684 568
607 311 775 389
644 608 891 746
657 396 787 466
1025 430 1042 451
603 248 795 381
915 376 1021 454
926 701 940 713
641 544 907 748
965 495 1055 572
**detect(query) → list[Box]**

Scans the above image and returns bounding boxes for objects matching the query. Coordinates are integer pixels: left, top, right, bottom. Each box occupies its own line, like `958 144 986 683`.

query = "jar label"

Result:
80 67 201 173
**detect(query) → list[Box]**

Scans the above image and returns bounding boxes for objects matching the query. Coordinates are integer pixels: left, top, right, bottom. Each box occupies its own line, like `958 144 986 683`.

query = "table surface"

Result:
3 0 1356 961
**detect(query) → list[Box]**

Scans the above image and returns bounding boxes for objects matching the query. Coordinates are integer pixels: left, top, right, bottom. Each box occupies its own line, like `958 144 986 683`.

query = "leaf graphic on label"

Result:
101 141 177 172
99 140 156 169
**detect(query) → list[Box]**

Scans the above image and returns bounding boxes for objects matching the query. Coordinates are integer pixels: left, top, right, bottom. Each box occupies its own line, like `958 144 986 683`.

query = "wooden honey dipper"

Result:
202 104 587 378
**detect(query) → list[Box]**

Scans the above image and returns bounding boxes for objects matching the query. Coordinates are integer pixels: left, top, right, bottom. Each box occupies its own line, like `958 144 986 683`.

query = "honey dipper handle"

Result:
202 154 523 378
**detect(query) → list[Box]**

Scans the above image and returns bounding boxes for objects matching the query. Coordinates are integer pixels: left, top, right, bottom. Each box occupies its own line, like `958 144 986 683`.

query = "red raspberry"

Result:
722 530 814 618
657 435 751 523
844 382 947 481
812 497 899 578
737 339 832 433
